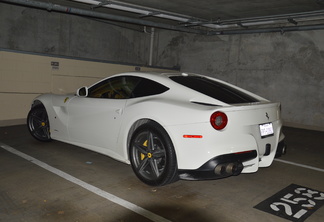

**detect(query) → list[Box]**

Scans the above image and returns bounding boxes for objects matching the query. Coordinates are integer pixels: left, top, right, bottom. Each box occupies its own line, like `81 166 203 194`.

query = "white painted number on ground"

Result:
270 187 324 219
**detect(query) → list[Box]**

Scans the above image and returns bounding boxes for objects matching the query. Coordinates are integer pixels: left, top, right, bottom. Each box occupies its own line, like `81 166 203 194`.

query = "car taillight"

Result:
210 111 228 130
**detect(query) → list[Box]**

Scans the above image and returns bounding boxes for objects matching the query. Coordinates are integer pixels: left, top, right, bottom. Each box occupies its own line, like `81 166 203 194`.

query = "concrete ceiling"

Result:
99 0 324 20
5 0 324 34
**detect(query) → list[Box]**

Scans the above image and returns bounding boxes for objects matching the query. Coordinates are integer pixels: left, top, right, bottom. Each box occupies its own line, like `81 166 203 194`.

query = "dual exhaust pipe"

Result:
214 162 244 177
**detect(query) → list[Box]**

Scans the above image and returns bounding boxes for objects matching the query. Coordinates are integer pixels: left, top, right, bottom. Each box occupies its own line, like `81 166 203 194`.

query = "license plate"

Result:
259 123 274 138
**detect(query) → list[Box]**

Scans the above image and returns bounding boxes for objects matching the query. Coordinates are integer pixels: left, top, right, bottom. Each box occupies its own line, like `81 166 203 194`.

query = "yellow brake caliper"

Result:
141 140 151 160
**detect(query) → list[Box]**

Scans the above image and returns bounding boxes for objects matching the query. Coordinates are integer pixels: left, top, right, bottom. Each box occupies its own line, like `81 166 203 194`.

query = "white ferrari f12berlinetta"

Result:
27 72 286 186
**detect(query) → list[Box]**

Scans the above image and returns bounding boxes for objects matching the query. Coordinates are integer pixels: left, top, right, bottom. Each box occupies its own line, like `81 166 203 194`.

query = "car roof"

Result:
112 71 183 79
111 71 205 85
94 72 267 105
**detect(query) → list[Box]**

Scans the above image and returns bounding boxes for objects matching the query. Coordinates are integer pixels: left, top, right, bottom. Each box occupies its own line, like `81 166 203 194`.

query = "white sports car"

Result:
27 72 286 186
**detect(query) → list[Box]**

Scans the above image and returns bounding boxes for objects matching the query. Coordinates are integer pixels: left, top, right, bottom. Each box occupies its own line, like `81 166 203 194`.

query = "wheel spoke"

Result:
138 157 149 173
149 158 160 178
152 149 166 159
148 131 154 151
41 125 50 139
41 111 47 120
133 142 148 155
32 113 43 123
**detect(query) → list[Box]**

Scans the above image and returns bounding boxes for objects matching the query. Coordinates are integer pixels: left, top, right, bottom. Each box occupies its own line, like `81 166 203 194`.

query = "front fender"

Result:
31 94 73 140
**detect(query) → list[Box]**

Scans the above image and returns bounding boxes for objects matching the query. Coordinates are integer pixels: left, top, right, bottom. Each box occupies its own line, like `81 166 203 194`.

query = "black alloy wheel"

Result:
129 122 178 186
27 105 52 142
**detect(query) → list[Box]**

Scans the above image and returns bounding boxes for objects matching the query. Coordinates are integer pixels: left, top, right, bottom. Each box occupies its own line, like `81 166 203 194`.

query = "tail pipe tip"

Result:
214 162 244 176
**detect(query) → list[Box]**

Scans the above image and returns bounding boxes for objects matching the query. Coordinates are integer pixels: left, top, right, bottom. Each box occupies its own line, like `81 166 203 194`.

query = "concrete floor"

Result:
0 125 323 222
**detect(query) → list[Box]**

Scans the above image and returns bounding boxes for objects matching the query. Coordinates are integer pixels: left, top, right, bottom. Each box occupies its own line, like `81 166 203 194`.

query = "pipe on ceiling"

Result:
78 0 198 23
209 24 324 35
2 0 324 35
148 27 155 66
203 10 324 26
2 0 208 35
74 0 324 34
74 0 324 31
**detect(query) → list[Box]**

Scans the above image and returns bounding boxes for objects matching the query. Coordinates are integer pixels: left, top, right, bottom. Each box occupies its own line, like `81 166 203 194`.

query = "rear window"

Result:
170 76 259 104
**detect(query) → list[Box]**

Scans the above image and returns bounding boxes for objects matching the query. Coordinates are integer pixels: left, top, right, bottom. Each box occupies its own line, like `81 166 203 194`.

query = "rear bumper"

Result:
178 150 257 180
178 139 286 181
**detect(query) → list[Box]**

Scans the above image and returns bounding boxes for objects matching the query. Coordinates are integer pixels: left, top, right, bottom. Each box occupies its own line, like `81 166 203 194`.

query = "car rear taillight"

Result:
210 111 228 130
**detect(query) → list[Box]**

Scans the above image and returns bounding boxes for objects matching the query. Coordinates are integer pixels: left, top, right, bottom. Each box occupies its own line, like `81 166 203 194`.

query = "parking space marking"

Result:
0 143 171 222
254 184 324 222
275 159 324 173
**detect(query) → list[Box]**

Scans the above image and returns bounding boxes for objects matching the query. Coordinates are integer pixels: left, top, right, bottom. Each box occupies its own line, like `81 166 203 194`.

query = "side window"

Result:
132 78 169 98
88 76 169 99
88 76 141 99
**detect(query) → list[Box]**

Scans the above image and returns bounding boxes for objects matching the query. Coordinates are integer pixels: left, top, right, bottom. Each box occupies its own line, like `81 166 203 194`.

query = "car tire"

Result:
27 105 52 142
129 122 178 186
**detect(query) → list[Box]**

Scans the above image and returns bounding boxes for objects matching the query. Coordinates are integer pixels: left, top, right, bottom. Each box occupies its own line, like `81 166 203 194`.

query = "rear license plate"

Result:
259 122 274 138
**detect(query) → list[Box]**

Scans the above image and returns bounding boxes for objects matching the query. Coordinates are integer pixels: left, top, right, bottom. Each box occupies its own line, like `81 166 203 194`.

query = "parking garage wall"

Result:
0 3 151 65
0 3 173 126
1 2 323 131
153 30 324 131
0 50 172 126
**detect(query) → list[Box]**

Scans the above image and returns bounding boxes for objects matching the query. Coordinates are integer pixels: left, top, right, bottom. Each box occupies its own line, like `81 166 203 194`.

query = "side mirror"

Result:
77 86 88 97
